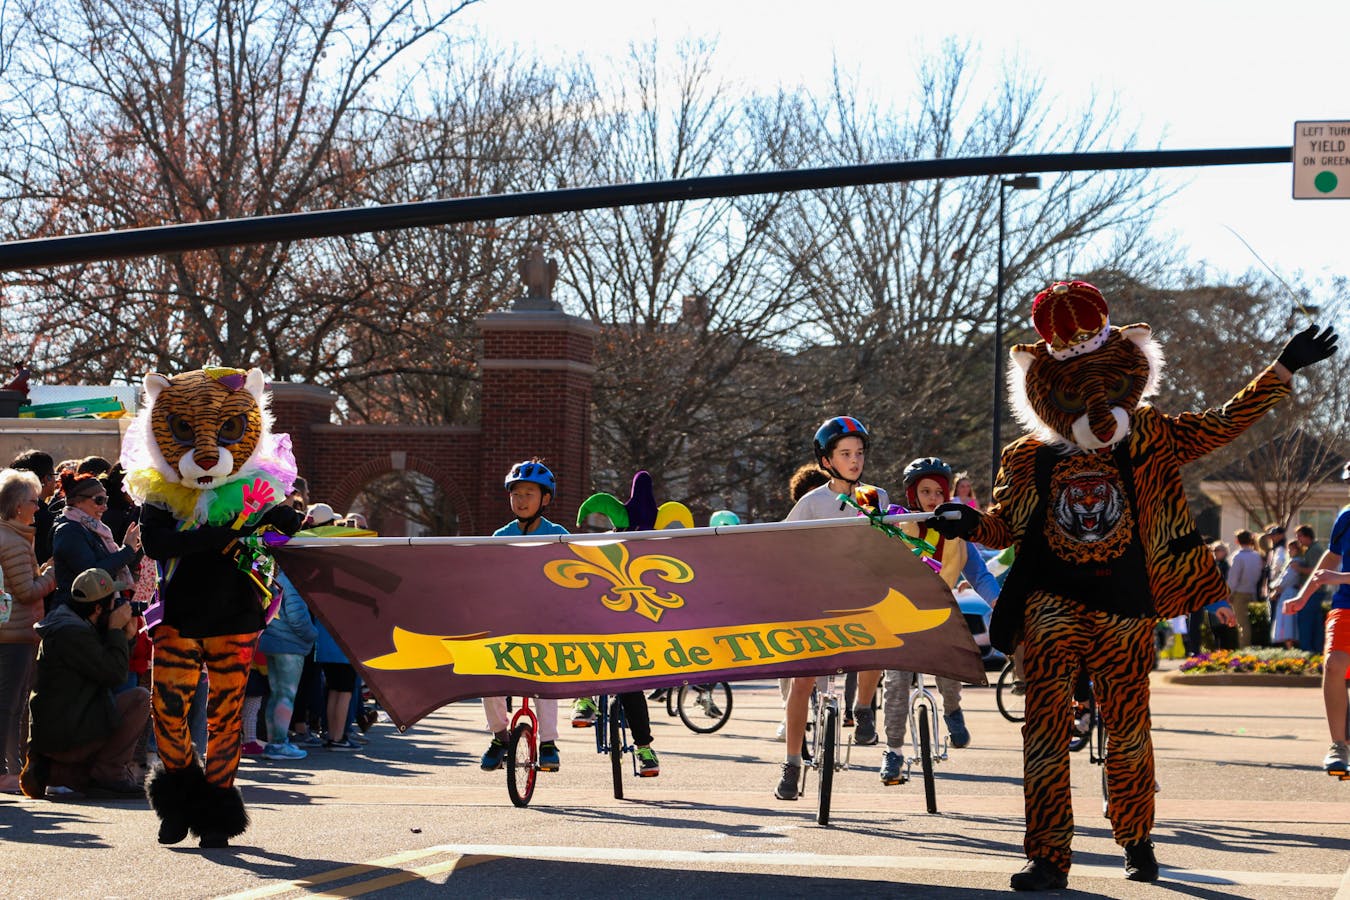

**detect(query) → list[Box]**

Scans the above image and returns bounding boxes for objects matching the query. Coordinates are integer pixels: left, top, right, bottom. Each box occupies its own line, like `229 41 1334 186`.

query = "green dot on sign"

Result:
1314 170 1338 193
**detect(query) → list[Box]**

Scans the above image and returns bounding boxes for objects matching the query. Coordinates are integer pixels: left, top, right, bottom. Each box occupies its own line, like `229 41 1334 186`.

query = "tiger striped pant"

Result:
1020 590 1156 871
151 625 259 788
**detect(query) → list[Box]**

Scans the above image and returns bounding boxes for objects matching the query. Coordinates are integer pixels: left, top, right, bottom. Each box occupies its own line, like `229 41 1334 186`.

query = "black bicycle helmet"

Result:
902 457 953 490
812 416 869 461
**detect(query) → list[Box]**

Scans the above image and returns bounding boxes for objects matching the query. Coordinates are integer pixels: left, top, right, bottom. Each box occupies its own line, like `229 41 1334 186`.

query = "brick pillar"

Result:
267 382 337 495
477 309 597 533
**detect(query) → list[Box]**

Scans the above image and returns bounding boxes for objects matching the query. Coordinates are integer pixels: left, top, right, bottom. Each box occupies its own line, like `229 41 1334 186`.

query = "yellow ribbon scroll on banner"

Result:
363 588 948 681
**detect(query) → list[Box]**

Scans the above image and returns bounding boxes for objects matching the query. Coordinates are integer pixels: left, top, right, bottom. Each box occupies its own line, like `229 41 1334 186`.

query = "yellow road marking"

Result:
221 843 1343 897
312 855 497 898
215 846 465 900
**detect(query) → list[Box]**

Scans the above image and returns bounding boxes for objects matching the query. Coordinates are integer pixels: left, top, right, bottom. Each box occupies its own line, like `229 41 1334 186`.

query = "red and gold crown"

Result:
1031 280 1110 360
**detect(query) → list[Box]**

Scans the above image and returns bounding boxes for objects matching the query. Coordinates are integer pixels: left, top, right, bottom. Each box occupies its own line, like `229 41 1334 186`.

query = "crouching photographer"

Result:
20 568 150 799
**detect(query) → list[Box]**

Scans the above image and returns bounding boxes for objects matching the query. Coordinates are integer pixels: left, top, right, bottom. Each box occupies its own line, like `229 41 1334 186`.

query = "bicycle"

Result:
900 671 946 814
798 672 852 825
995 656 1026 723
504 695 540 807
1066 681 1109 816
658 682 733 734
594 694 653 800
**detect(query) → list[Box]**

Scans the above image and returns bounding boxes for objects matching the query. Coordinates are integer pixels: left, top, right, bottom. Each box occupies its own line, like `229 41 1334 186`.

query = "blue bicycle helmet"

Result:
709 509 741 527
504 460 556 495
812 416 869 461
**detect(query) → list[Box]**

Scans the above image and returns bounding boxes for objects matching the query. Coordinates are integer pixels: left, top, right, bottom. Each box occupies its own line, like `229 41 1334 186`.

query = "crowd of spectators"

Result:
0 451 383 800
1185 521 1332 654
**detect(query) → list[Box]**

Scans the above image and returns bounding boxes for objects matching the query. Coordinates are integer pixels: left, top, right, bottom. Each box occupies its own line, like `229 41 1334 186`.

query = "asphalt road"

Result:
4 661 1349 899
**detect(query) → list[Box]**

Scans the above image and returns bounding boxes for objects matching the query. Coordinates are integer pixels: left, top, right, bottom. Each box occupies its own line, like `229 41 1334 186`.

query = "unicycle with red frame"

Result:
506 695 540 807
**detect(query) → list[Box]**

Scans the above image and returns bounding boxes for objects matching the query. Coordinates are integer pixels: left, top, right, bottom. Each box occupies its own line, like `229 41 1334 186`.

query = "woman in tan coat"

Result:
0 468 57 793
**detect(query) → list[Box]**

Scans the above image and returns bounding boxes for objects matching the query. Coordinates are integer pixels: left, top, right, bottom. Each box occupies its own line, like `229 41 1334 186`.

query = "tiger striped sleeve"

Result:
972 438 1041 550
1160 367 1291 467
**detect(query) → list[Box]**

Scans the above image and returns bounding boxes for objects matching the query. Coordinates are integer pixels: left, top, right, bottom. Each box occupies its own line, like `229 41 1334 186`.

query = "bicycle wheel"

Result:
506 722 536 808
1096 713 1109 818
609 697 624 801
664 689 677 717
995 661 1025 723
1068 702 1091 753
918 705 937 813
816 706 837 826
676 683 733 734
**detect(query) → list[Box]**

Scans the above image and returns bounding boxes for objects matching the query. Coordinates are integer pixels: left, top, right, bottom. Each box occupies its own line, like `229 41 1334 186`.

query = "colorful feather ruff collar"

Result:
124 441 295 526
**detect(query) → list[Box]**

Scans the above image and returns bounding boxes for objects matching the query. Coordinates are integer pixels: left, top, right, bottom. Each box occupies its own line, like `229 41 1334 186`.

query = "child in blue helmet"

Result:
775 415 889 801
479 460 566 773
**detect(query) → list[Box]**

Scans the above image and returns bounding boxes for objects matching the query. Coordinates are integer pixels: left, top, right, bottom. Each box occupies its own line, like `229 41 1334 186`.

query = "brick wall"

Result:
272 308 596 536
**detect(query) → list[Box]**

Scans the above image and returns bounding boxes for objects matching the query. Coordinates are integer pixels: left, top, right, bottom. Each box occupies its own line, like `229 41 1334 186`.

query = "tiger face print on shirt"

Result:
1046 453 1133 564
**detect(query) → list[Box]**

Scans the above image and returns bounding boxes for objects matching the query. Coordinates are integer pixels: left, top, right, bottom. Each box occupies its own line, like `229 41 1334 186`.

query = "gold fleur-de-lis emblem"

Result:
543 543 693 623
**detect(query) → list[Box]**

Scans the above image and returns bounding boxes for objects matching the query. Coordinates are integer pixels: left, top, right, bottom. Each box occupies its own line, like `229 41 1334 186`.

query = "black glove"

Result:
928 501 981 541
262 502 305 536
1277 324 1339 373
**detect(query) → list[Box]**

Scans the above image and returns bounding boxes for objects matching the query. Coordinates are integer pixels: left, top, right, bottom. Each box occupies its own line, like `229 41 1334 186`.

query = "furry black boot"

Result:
146 762 208 845
191 781 249 849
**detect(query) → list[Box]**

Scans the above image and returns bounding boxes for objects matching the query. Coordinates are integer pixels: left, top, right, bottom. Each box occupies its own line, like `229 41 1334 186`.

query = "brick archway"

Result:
326 452 477 536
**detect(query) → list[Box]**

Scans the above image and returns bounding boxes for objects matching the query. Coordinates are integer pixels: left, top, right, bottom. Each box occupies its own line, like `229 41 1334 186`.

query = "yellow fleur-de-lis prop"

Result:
544 542 693 623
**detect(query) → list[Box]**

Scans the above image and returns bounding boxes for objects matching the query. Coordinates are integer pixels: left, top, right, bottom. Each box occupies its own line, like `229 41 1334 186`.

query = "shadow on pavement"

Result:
0 799 112 848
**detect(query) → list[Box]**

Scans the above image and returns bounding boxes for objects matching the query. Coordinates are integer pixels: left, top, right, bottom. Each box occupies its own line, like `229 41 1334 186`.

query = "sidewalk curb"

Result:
1159 670 1321 687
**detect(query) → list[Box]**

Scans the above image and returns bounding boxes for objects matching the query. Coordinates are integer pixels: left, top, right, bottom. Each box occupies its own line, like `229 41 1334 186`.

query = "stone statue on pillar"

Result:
514 243 562 312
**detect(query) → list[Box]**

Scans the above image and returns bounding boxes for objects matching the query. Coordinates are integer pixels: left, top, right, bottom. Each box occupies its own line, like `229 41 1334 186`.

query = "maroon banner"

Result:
274 521 986 729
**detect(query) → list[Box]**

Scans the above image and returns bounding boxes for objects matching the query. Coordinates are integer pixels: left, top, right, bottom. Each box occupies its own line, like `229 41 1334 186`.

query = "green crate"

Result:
18 397 125 418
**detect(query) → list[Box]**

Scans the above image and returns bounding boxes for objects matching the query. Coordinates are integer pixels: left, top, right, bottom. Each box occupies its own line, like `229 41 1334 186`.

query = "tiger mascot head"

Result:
120 367 297 525
1008 280 1164 452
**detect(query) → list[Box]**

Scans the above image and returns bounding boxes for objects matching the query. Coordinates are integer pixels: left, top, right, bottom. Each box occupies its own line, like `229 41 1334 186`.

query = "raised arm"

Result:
1166 326 1336 466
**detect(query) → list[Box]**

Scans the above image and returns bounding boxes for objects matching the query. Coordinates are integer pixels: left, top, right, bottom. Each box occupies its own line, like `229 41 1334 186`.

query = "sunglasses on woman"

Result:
80 494 109 506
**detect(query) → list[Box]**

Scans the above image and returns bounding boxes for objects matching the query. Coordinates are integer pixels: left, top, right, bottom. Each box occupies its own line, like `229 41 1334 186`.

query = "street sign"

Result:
1293 120 1350 198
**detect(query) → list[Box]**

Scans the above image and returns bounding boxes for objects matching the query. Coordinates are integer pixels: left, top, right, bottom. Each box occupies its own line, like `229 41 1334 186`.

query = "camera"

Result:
130 600 148 616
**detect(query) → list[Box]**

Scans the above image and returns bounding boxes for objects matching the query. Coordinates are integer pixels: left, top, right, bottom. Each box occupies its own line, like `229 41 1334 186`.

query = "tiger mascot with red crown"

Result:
929 281 1337 891
120 367 304 849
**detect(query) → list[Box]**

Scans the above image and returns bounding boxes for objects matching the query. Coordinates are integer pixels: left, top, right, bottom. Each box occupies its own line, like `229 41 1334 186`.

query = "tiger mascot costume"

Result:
121 367 303 849
930 281 1337 891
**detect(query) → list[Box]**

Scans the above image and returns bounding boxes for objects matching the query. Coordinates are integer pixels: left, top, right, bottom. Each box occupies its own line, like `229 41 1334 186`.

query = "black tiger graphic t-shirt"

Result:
1039 449 1153 617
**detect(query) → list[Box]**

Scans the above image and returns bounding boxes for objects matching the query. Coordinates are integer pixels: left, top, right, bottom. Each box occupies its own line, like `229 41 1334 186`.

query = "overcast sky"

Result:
459 0 1349 286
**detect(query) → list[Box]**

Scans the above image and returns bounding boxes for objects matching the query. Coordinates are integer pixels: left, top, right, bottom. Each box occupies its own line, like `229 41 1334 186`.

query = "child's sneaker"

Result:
1323 741 1349 775
879 749 907 785
293 731 325 748
853 706 878 745
635 746 660 777
263 741 308 761
538 741 560 772
240 740 266 757
944 709 971 748
571 698 597 727
324 736 360 751
774 762 801 800
481 737 507 771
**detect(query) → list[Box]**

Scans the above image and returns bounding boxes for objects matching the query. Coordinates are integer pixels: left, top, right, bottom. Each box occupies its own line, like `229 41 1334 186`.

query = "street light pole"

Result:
991 175 1040 492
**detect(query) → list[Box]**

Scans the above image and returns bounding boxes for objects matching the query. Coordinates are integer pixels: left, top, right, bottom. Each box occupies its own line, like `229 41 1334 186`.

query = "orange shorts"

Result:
1325 608 1350 657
